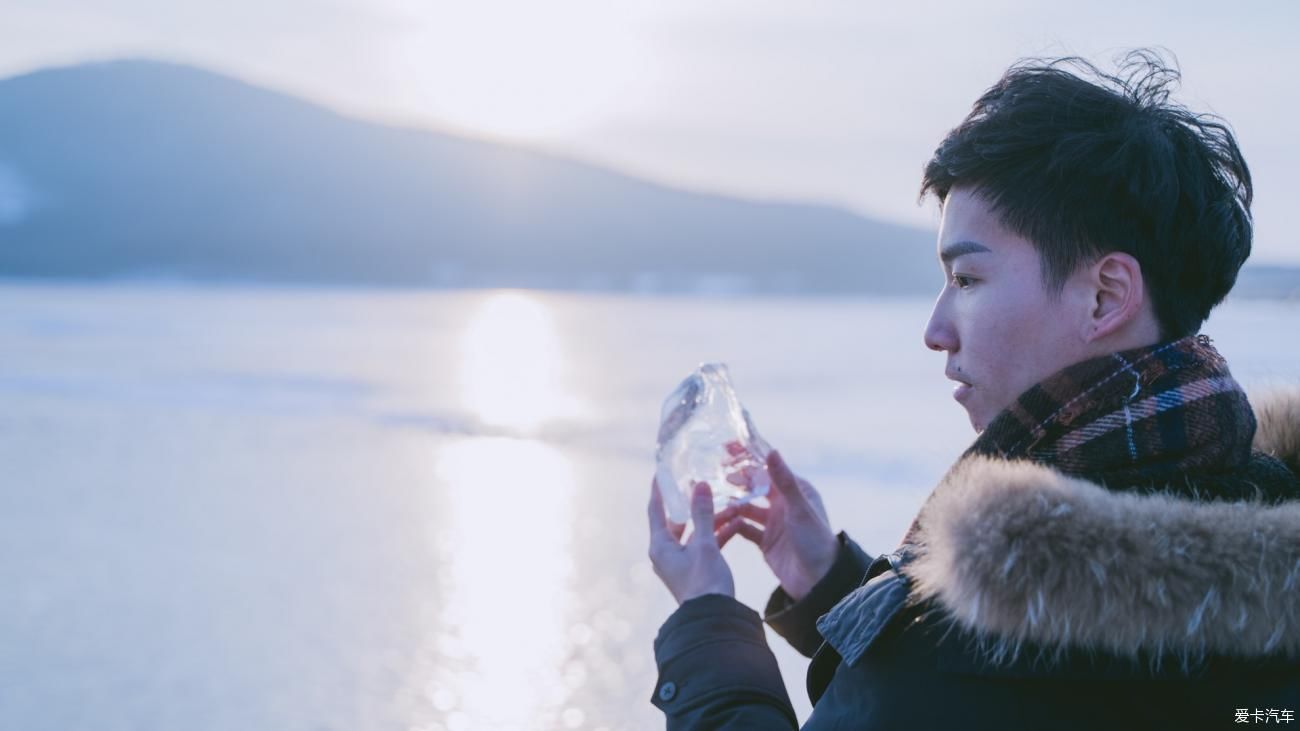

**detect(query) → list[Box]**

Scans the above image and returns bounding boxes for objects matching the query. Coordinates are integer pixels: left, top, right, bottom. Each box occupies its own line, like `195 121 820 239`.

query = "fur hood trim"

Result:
902 387 1300 664
1253 386 1300 475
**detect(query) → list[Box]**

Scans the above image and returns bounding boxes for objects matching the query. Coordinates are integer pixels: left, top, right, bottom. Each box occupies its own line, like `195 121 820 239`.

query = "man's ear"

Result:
1083 253 1145 343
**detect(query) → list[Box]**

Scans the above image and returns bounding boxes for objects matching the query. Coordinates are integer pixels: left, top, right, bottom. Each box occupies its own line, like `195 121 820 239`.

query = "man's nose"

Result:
923 297 957 353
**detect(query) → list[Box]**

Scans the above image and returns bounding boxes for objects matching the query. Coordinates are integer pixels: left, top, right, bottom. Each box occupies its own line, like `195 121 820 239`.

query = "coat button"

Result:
658 681 677 702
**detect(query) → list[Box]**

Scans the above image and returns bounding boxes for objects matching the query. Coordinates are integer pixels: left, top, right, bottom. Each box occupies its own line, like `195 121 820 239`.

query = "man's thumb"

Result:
690 482 715 540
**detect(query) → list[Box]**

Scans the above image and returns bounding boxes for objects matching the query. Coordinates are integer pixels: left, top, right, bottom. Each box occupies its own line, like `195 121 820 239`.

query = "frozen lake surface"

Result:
2 281 1298 730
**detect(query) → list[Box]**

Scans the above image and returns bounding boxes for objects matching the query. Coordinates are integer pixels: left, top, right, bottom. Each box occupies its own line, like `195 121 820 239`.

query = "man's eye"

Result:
951 274 974 289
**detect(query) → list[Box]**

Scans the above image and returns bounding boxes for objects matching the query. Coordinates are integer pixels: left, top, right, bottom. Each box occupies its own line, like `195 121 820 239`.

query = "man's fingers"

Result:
669 520 685 541
718 517 766 549
648 478 670 542
737 502 770 525
768 451 807 506
716 500 769 526
650 479 689 544
736 520 765 546
716 518 741 548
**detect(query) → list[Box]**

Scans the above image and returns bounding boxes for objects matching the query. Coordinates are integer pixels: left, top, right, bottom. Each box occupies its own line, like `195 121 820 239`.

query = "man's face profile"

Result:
923 187 1099 432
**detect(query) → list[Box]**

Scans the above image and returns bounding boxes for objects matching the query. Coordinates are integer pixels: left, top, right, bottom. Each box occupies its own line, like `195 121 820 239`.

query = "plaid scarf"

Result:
967 334 1256 487
901 334 1258 547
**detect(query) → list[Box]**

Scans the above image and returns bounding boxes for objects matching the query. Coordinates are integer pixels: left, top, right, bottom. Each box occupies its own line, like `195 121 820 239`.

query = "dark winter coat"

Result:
651 388 1300 729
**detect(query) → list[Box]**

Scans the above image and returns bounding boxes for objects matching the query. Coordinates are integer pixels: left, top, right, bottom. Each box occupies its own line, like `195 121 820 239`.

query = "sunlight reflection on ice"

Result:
428 437 577 730
422 290 586 729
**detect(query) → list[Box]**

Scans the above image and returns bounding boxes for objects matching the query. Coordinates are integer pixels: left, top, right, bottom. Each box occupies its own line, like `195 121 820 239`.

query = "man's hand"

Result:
715 450 837 602
648 479 736 605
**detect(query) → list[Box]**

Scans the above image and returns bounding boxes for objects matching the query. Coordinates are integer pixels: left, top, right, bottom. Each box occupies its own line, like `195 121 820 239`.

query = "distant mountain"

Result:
0 59 941 294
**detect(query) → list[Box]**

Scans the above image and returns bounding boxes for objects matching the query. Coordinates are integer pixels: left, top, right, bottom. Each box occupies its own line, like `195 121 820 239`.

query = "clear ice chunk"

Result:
655 363 772 525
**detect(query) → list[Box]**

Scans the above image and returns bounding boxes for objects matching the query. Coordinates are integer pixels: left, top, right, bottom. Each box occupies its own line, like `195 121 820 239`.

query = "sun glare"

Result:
458 291 584 434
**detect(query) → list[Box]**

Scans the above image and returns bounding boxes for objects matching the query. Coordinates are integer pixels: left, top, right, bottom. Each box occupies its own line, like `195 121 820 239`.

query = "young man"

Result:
647 52 1300 729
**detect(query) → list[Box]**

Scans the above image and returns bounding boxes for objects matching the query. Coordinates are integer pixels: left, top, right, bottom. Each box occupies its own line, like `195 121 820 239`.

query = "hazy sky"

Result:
4 0 1298 263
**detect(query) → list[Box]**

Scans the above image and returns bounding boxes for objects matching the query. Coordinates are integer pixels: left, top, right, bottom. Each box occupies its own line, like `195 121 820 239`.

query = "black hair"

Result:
920 49 1252 339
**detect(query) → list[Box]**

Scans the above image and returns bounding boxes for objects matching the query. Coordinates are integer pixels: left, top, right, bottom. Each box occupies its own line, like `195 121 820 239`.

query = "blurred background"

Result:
2 2 1299 730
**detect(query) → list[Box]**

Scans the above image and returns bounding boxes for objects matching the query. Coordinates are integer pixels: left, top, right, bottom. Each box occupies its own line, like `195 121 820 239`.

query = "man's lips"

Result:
946 371 973 403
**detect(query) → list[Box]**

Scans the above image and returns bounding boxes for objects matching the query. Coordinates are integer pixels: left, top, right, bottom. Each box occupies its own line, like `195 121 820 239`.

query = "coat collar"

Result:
901 387 1300 665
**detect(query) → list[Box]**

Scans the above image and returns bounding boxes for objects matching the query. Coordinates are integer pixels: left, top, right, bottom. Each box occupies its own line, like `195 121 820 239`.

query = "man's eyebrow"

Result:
939 240 992 264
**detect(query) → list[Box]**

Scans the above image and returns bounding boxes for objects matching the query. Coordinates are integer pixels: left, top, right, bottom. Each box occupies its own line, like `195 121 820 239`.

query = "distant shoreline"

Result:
2 271 1298 303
